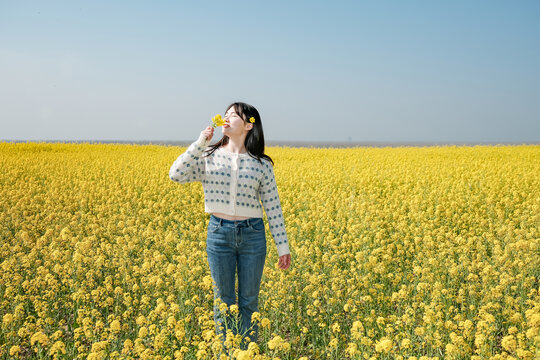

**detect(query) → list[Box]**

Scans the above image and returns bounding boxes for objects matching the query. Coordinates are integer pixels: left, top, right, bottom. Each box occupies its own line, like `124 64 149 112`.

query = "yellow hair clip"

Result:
249 117 255 123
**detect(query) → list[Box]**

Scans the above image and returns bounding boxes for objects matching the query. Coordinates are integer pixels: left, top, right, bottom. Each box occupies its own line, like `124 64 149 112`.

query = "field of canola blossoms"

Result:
0 142 539 360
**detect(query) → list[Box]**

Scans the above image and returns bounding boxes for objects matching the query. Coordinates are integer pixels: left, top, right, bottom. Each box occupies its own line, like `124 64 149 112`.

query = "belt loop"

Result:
247 218 251 227
219 218 222 226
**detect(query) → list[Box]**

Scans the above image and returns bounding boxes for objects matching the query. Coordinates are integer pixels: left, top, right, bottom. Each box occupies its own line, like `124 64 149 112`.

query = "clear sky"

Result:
1 0 539 143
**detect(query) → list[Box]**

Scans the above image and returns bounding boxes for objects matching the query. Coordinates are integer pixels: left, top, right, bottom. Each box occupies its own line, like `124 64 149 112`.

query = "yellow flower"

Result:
260 318 270 328
249 117 255 123
122 339 133 353
9 345 21 357
30 331 49 347
175 328 185 341
196 349 207 359
136 315 146 326
218 301 228 313
445 343 460 357
236 350 251 360
110 319 121 332
248 342 259 352
268 335 283 350
501 335 517 351
251 311 261 323
526 327 537 339
3 313 13 326
526 311 540 327
50 340 66 355
212 114 225 128
401 338 411 349
138 326 148 338
52 330 63 341
374 337 393 353
345 343 357 357
282 342 291 352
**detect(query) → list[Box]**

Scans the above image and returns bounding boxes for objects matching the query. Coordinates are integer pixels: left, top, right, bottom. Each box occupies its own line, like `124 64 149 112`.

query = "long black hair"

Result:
203 102 274 166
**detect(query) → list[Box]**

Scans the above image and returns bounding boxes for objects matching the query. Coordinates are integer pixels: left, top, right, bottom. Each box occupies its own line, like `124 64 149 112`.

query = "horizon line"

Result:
2 139 538 148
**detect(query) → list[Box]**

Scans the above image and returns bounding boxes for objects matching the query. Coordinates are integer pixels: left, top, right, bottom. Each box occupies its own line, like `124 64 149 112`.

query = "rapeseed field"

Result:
0 142 538 359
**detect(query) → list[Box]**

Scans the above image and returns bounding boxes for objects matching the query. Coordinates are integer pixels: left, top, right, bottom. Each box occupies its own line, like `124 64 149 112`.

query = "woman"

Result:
169 102 291 351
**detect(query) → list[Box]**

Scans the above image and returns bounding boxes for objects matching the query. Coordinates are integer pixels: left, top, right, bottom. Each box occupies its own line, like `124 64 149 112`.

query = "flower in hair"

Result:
249 117 255 123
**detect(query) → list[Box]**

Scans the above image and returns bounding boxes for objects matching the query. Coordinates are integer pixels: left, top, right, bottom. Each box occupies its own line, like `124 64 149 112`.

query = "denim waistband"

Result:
210 214 261 227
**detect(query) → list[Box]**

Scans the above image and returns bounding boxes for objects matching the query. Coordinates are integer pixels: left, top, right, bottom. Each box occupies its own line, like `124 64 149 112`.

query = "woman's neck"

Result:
224 136 247 154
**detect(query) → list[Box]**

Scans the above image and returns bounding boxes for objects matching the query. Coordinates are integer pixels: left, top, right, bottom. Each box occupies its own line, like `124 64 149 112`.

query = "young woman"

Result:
169 102 292 350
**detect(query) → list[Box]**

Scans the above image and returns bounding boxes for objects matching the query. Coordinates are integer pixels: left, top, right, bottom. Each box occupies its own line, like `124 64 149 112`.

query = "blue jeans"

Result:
206 214 267 350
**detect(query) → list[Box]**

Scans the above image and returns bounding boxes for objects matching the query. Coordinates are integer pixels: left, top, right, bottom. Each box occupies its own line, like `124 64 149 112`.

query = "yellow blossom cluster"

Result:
0 141 538 359
212 114 225 128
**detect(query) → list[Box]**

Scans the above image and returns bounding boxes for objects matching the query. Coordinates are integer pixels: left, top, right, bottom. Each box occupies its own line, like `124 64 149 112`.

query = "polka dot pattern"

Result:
169 133 290 256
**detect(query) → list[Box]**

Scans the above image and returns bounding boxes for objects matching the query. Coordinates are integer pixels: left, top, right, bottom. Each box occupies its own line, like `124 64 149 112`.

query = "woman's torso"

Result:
205 146 262 220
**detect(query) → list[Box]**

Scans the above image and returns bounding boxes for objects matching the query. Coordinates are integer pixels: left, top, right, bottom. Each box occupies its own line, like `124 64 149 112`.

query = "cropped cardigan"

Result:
169 133 290 256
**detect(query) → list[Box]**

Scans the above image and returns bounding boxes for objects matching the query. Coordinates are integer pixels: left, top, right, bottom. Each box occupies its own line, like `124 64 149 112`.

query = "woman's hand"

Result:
201 126 214 141
278 254 291 270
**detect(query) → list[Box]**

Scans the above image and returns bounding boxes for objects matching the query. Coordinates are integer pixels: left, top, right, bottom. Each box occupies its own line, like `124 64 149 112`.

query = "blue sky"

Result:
1 0 539 143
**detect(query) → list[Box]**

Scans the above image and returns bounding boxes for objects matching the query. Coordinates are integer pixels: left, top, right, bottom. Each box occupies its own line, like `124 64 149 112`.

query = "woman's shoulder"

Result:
240 155 270 174
249 155 271 166
255 157 275 175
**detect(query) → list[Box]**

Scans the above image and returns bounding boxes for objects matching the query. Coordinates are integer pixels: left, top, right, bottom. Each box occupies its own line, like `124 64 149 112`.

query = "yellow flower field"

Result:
0 142 538 360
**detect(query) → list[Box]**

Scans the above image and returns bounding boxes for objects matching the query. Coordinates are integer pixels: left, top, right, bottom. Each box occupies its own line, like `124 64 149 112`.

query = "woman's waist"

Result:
205 202 264 219
211 212 252 221
210 213 263 227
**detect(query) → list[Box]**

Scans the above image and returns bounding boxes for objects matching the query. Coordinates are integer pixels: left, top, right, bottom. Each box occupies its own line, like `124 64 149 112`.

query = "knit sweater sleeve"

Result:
169 132 210 184
259 161 290 257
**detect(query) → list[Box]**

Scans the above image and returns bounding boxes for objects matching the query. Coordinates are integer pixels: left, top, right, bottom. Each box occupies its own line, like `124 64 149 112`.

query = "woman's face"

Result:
223 106 252 137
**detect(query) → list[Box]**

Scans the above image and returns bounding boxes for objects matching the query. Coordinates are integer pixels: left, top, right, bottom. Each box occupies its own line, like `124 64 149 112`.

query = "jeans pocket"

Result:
250 219 265 232
208 220 221 232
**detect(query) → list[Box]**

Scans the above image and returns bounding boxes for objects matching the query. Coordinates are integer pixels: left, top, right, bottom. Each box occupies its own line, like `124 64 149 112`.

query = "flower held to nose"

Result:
212 114 225 128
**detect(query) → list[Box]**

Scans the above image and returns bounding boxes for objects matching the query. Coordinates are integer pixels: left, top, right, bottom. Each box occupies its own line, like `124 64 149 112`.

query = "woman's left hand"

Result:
278 254 291 270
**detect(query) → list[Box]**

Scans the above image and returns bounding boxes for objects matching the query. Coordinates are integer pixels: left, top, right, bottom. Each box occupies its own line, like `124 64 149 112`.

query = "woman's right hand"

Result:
201 126 214 141
278 253 291 270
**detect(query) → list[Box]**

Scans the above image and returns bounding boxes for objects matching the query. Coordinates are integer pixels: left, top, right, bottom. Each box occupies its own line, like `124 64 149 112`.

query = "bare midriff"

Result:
211 212 251 221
